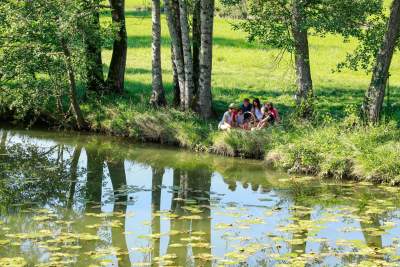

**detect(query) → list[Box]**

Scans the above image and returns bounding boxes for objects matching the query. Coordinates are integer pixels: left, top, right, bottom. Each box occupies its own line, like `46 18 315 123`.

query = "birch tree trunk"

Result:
171 44 181 106
107 0 127 94
291 0 313 119
165 0 186 109
197 0 215 119
150 0 166 106
363 0 400 124
178 0 195 109
61 39 87 130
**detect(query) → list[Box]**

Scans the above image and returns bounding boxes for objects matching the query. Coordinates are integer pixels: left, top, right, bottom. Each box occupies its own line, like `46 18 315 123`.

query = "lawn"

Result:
101 4 400 120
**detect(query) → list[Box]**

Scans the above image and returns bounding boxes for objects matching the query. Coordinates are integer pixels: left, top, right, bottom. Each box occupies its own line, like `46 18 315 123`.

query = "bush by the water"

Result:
266 122 400 185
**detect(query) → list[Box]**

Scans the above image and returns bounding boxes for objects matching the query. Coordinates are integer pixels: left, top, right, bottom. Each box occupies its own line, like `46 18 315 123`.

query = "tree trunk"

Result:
150 0 167 106
107 0 127 94
61 39 87 130
165 0 187 109
291 0 313 119
363 0 400 124
197 0 215 119
84 9 105 92
192 0 201 94
178 0 195 109
171 44 181 107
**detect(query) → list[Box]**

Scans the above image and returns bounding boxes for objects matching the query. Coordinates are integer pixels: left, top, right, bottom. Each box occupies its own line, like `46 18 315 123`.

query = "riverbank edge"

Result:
2 107 399 186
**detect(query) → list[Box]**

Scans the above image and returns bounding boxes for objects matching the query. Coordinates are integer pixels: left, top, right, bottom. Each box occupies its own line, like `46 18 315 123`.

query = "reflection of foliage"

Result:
0 142 76 209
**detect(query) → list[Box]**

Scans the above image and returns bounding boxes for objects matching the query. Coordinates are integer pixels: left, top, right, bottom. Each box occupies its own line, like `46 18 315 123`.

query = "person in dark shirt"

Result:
240 98 253 121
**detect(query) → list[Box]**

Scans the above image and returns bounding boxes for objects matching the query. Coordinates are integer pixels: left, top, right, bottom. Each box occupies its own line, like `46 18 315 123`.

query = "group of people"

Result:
218 98 280 131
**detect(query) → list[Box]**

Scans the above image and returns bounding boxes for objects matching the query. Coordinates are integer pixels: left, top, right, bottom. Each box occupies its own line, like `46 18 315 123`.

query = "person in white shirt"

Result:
251 98 263 121
218 103 236 131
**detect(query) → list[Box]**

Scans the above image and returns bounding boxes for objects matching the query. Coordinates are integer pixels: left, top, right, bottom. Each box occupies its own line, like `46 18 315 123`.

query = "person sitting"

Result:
218 103 236 131
258 102 280 129
235 108 250 130
251 98 263 122
240 98 253 121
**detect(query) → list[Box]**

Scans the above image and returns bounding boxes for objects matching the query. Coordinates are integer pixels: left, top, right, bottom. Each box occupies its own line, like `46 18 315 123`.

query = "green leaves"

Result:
225 0 384 54
0 0 107 126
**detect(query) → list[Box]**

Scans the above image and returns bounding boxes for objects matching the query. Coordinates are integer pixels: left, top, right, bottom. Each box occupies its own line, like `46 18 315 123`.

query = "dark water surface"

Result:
0 127 399 266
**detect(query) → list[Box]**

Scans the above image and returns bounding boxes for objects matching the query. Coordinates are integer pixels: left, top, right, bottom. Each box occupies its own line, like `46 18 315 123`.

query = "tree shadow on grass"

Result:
94 74 400 121
315 85 400 120
102 35 261 50
125 67 152 75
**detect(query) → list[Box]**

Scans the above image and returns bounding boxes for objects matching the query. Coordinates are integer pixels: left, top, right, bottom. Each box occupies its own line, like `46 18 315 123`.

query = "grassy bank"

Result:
2 2 400 185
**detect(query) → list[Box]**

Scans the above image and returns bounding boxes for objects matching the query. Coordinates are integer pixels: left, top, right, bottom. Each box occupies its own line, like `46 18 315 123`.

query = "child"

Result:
235 108 245 129
258 102 280 129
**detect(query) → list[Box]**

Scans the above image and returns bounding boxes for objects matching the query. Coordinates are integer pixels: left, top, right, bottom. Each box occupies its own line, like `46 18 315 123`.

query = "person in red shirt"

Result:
257 102 280 129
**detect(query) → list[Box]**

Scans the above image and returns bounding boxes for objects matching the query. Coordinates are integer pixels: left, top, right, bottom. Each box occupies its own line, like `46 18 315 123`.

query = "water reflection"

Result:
0 128 399 266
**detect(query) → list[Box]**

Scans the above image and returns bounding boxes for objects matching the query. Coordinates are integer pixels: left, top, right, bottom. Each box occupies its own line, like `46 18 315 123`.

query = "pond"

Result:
0 127 399 266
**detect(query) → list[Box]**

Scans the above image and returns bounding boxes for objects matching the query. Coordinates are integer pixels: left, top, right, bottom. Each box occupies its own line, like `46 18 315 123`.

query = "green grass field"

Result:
101 3 400 120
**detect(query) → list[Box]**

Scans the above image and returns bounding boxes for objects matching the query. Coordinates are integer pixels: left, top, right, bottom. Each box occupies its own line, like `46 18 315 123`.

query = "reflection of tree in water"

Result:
151 166 164 265
285 182 314 257
0 134 131 266
162 168 212 267
0 131 74 209
0 134 80 261
81 144 130 266
360 214 382 249
67 145 82 208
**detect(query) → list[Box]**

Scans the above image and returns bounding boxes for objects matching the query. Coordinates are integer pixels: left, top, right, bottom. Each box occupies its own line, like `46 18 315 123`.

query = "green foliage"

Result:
225 0 383 52
0 0 106 124
337 0 400 72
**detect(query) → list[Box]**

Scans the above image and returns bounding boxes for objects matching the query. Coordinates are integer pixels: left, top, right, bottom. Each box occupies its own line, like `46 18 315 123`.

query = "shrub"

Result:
212 129 269 159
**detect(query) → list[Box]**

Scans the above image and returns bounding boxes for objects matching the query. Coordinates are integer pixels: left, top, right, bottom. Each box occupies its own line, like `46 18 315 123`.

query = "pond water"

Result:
0 127 399 267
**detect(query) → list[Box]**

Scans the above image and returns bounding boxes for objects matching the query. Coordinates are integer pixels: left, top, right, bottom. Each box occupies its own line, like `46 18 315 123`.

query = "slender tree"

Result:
178 0 195 110
107 0 127 93
363 0 400 124
165 0 187 109
171 44 181 106
150 0 167 106
61 38 88 130
197 0 215 118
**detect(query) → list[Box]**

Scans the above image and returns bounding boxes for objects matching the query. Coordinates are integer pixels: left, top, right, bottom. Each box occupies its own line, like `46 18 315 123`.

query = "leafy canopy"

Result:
223 0 383 53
